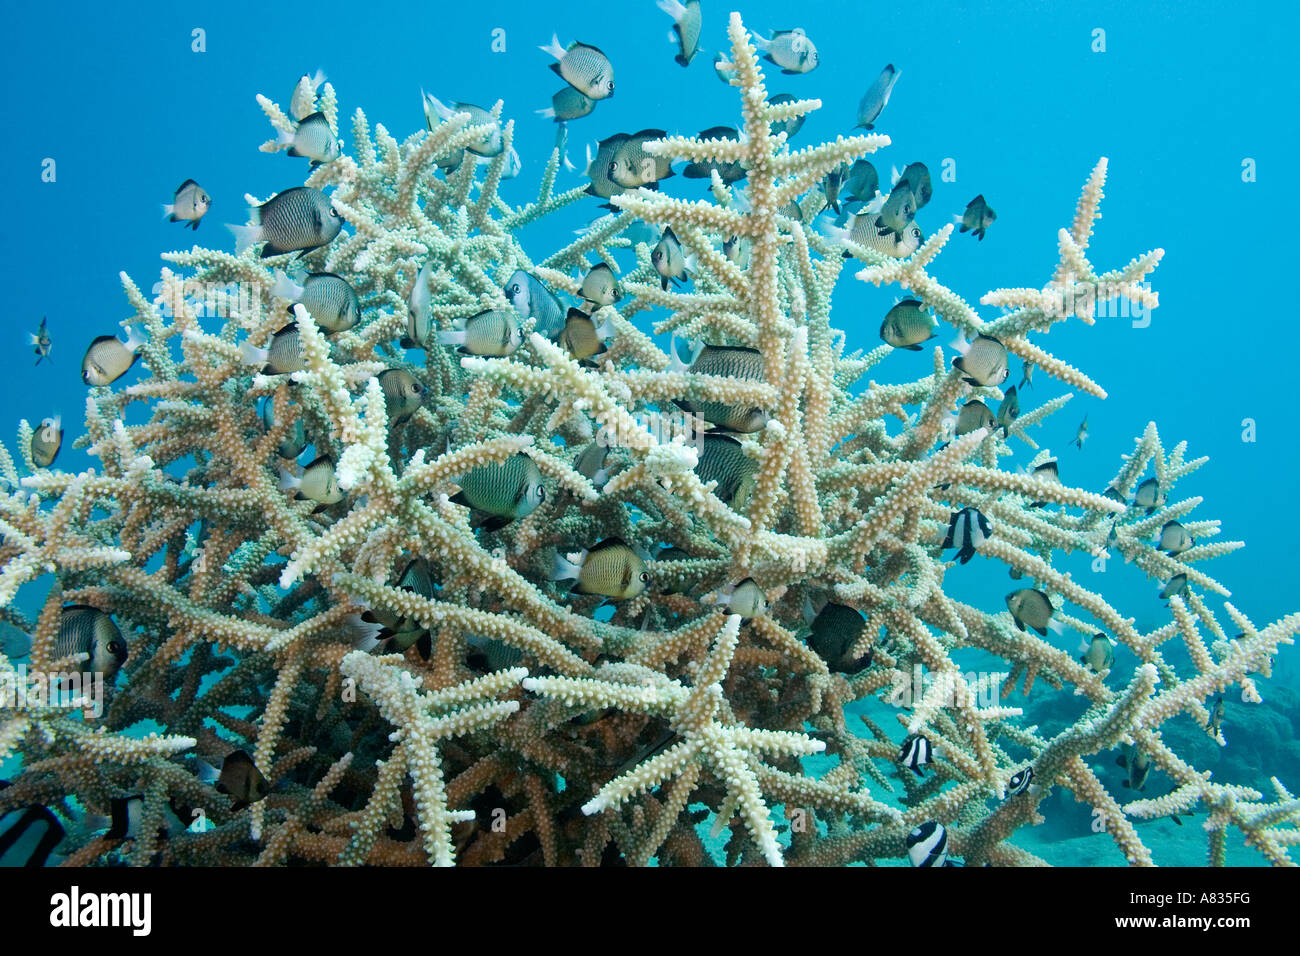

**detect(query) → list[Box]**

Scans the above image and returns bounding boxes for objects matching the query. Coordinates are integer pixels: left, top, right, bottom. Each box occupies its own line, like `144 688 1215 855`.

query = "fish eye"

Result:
639 571 649 582
607 81 615 92
330 208 341 218
537 487 546 501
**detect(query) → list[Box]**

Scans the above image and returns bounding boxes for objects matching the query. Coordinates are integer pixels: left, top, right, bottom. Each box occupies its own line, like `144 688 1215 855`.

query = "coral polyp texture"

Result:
1 13 1295 868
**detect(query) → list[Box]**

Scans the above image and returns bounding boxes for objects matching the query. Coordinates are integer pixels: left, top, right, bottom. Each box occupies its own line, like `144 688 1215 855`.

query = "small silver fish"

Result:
551 537 648 600
574 441 611 488
880 299 936 350
1156 521 1194 556
277 112 342 167
279 455 343 506
272 271 359 334
843 159 880 205
610 129 673 188
754 28 819 74
355 558 437 657
768 93 805 138
955 400 994 436
405 259 435 349
1158 573 1188 602
856 64 900 129
540 35 616 99
1019 360 1035 389
435 310 522 356
895 162 932 209
823 163 846 214
1133 478 1164 514
695 432 758 509
844 213 923 258
1080 633 1114 673
681 126 746 184
454 453 546 528
1117 745 1150 791
585 133 632 205
713 578 767 619
1208 695 1225 737
874 183 917 239
241 323 306 375
580 262 621 307
657 0 702 66
82 328 146 386
537 86 596 122
652 227 688 290
1072 416 1088 450
422 94 503 157
722 234 752 269
466 634 524 671
996 385 1020 434
378 369 427 425
54 604 128 679
30 415 62 468
260 400 307 459
959 195 997 240
952 333 1010 387
30 316 53 365
229 187 343 259
504 270 566 339
1005 588 1055 636
164 179 211 230
560 307 615 363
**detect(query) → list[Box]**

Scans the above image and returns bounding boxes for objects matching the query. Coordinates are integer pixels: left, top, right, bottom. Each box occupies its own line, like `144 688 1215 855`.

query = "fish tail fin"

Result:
343 611 385 653
813 211 848 242
563 150 576 172
277 467 302 493
752 33 770 51
949 329 971 355
539 33 566 60
161 203 175 220
593 313 617 341
193 758 220 786
276 127 296 150
656 0 687 18
536 106 556 118
228 223 262 255
309 69 326 88
434 329 467 347
240 341 269 367
122 326 147 353
550 549 585 582
27 333 39 346
270 270 303 301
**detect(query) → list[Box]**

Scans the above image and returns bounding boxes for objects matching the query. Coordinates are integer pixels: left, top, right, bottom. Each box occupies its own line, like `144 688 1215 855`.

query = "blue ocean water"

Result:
0 0 1296 865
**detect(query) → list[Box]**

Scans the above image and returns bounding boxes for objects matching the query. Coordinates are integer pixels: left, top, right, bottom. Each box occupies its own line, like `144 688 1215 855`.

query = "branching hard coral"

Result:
0 12 1294 869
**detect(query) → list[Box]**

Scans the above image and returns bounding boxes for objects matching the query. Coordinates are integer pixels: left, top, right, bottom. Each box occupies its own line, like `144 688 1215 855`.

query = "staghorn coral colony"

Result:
0 13 1296 868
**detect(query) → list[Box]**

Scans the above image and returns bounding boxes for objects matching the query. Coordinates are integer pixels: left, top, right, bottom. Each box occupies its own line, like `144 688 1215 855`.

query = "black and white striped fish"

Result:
905 821 949 867
1006 767 1034 796
942 507 991 565
899 734 933 777
0 782 65 867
